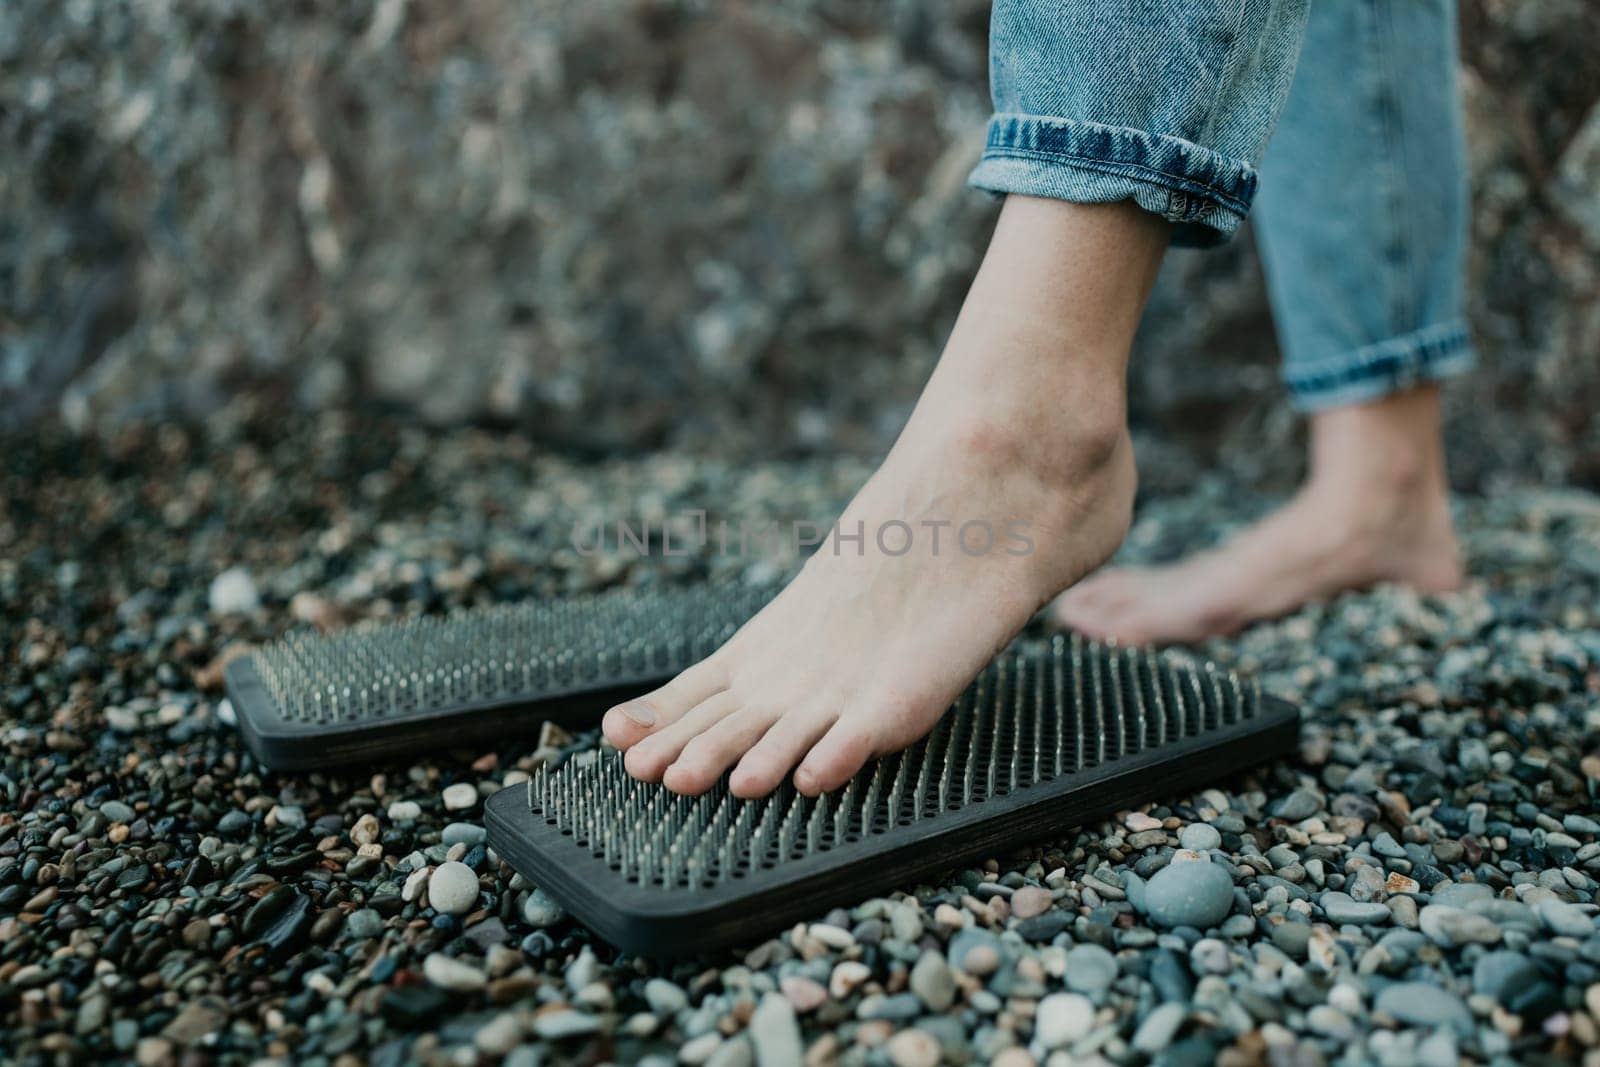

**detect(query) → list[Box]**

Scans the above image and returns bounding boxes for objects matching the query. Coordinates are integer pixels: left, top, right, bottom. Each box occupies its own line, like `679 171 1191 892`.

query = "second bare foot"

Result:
1054 386 1465 645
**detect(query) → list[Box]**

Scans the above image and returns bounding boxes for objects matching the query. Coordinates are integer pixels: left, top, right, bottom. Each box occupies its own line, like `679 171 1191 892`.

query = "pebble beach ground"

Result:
4 410 1599 1065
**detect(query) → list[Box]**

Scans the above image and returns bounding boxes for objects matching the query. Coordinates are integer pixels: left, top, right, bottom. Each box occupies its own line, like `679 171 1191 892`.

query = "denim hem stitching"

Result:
1284 322 1473 397
975 114 1258 218
977 147 1252 220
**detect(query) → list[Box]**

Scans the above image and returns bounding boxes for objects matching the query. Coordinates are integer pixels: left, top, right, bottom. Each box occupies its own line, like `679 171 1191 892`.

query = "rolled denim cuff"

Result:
1284 321 1475 412
968 114 1260 248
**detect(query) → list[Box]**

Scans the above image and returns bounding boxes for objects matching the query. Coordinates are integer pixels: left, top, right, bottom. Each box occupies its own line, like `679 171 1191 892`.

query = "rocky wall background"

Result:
3 0 1597 492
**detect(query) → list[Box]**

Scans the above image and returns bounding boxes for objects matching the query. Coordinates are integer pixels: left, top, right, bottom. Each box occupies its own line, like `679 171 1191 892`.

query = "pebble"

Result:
521 888 566 927
950 928 1003 975
829 960 872 999
208 567 260 614
1322 891 1392 926
1537 897 1594 937
1419 905 1502 947
1143 859 1234 929
351 813 380 846
1010 886 1053 919
748 993 803 1066
1179 823 1221 852
910 950 956 1011
644 977 689 1016
427 861 480 915
1473 951 1540 1000
780 975 828 1013
442 783 479 811
1063 944 1117 997
1034 993 1095 1048
1274 791 1321 820
423 953 486 992
533 1012 600 1040
474 1013 522 1056
1132 1002 1187 1054
100 800 136 823
1375 982 1473 1034
885 1029 941 1067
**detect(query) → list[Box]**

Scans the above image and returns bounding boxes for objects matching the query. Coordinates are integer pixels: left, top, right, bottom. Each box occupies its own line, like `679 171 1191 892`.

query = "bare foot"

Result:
1053 386 1464 645
602 196 1169 797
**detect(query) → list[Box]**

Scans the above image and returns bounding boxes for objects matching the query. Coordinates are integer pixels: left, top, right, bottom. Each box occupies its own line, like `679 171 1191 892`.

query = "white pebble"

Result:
208 567 260 615
427 861 480 915
423 952 486 991
387 800 422 821
443 783 479 811
1035 992 1095 1048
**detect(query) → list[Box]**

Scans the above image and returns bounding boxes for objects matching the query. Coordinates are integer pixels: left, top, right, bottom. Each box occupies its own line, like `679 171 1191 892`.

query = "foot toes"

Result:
794 719 877 796
603 658 726 750
623 689 740 782
662 709 778 796
729 708 834 799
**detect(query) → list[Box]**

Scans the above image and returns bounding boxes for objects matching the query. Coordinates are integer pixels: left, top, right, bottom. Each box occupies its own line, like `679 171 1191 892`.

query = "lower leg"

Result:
603 195 1167 796
1054 384 1463 645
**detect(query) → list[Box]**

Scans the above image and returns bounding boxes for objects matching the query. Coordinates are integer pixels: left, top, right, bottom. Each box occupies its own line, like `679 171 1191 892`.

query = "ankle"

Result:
1306 389 1450 503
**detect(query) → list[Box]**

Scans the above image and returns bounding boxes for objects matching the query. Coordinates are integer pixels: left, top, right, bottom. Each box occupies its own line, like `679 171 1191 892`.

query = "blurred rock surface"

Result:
2 0 1595 489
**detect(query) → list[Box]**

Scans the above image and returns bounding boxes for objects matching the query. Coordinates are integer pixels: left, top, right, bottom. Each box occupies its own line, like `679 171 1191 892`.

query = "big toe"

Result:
602 659 725 750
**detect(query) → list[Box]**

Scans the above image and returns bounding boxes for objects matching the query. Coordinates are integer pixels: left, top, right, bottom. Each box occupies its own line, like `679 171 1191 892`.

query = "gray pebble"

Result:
645 977 688 1016
1144 860 1234 929
1131 1002 1186 1054
910 950 956 1011
1322 891 1392 926
1375 982 1472 1033
521 888 566 927
99 800 136 824
1064 943 1118 997
747 993 802 1066
1537 897 1594 937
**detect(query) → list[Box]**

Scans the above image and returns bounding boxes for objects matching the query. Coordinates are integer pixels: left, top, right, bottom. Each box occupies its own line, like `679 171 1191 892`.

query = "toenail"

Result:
795 767 817 791
618 702 656 728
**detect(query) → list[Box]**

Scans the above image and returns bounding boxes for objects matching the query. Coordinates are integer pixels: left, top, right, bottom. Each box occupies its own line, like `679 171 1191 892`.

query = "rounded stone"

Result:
885 1029 941 1067
1375 981 1472 1033
1035 993 1095 1048
423 952 486 992
1179 824 1221 852
427 861 480 915
1321 891 1393 926
521 888 566 927
100 800 136 824
645 977 689 1016
1063 944 1118 996
1010 885 1054 919
1144 860 1235 929
1473 951 1539 1001
442 783 479 811
910 950 956 1011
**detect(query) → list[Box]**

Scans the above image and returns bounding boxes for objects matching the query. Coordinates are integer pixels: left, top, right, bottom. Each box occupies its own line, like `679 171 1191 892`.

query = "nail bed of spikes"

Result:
251 584 773 724
528 633 1260 891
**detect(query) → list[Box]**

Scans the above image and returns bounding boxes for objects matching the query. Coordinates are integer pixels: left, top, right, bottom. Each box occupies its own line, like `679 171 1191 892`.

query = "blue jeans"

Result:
970 0 1475 412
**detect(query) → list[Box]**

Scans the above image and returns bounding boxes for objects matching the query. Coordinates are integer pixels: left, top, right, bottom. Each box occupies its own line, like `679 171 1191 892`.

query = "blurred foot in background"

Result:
1053 387 1464 645
1056 0 1474 646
